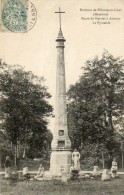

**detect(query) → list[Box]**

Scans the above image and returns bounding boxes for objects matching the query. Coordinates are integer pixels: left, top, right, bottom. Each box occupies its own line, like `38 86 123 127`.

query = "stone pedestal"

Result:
50 151 72 175
101 169 110 181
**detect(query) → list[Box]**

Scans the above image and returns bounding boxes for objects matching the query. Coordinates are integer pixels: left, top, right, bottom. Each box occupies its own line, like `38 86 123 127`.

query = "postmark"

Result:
27 2 37 31
0 0 37 32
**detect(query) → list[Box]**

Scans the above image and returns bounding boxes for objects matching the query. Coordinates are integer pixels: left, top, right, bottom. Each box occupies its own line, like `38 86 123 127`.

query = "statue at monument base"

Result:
72 149 80 171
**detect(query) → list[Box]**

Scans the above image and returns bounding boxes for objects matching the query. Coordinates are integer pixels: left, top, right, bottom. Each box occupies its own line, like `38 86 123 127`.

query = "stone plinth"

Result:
50 151 72 175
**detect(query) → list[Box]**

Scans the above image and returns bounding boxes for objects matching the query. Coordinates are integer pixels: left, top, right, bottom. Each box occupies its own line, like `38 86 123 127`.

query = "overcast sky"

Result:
0 0 124 129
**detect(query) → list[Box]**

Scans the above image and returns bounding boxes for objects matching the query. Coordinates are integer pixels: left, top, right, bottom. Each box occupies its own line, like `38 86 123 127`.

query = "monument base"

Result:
50 151 72 175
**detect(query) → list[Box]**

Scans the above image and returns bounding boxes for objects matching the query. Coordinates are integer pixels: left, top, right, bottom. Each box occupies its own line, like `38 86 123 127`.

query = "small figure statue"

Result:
72 149 80 171
111 158 118 178
4 156 11 178
34 164 44 180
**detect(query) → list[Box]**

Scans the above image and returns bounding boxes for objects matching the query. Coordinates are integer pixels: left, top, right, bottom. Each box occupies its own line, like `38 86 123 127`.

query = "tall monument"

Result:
50 8 71 175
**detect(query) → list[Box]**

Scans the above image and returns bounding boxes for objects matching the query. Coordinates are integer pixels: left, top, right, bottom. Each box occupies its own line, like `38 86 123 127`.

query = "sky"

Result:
0 0 124 129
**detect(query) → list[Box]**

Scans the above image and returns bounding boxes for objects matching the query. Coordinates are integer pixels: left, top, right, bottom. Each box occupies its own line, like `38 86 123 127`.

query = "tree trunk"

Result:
102 152 105 169
15 145 17 168
122 152 124 170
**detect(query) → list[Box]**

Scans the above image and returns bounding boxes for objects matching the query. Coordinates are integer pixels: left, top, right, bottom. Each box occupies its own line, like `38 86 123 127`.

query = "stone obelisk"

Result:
50 8 71 175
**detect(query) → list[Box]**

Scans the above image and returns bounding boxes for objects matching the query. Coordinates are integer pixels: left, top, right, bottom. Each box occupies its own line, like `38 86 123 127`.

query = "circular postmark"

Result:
27 2 37 31
2 0 37 32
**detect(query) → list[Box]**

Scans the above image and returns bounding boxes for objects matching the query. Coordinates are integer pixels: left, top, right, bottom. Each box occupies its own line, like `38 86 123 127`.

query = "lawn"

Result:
0 175 124 195
1 158 124 195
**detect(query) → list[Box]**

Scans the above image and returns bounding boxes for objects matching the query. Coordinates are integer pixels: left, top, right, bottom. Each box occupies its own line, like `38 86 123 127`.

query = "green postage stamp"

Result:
0 0 37 32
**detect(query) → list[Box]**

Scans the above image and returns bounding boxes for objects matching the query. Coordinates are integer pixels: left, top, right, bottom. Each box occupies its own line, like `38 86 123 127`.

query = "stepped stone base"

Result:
50 151 72 175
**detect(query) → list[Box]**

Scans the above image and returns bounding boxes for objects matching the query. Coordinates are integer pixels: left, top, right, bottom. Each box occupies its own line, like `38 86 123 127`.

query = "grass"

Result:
1 159 124 194
0 175 124 195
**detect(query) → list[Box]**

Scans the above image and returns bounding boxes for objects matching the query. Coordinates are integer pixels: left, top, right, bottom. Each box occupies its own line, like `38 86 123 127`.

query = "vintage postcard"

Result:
0 0 124 194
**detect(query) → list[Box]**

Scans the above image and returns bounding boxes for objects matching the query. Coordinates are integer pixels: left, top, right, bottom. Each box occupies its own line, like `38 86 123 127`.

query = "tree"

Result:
67 51 124 158
0 60 53 158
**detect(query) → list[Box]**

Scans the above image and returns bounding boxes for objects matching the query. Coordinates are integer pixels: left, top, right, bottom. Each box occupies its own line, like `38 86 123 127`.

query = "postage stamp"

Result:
0 0 37 32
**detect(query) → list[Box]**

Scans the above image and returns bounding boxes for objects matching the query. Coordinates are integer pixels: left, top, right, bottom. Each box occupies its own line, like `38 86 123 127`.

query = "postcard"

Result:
0 0 124 194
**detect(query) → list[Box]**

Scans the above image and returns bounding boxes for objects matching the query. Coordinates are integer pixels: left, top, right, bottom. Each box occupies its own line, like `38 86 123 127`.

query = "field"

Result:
0 175 124 195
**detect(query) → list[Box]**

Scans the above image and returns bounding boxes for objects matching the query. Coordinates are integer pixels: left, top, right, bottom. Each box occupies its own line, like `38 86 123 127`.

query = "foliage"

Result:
0 59 53 158
80 143 119 169
0 146 14 168
67 51 124 156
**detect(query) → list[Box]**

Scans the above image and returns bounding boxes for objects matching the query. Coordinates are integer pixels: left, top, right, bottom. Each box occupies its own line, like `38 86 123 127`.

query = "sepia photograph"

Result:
0 0 124 194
